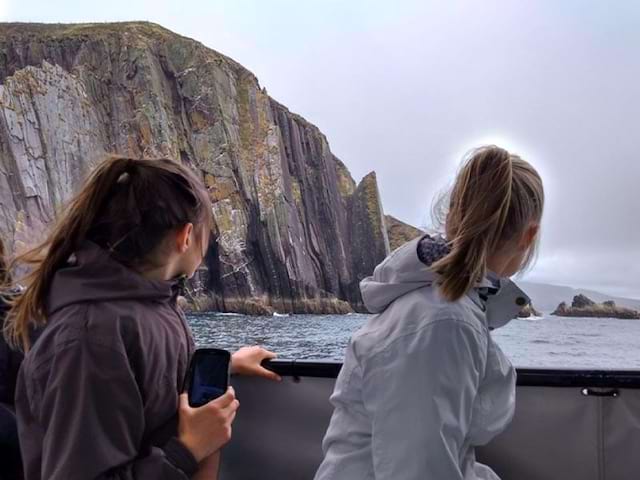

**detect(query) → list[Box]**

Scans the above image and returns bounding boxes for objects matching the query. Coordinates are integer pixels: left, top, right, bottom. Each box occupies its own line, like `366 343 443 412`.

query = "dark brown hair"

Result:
431 145 544 302
4 156 213 350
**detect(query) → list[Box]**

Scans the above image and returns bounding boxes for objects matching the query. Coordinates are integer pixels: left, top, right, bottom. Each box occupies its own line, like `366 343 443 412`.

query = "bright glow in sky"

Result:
2 0 639 298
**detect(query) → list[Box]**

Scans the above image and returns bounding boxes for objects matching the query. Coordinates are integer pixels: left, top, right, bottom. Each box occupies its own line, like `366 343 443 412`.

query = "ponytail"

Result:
4 156 213 351
431 145 544 302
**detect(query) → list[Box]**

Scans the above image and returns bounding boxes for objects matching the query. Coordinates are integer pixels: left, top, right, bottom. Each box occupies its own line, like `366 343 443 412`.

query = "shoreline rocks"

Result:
517 304 542 318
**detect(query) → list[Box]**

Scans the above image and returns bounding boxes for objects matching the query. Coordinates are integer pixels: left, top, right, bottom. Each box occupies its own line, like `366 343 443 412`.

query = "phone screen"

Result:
188 349 231 407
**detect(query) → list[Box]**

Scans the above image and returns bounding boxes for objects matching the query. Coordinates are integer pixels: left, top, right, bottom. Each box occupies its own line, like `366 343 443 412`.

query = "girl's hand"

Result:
231 346 281 381
178 388 239 462
193 451 221 480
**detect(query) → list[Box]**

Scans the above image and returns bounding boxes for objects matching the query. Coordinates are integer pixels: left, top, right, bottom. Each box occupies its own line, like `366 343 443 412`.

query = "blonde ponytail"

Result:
431 145 544 302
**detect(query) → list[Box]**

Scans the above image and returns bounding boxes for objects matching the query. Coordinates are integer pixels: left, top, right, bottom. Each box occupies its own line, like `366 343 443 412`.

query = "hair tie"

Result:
117 172 131 185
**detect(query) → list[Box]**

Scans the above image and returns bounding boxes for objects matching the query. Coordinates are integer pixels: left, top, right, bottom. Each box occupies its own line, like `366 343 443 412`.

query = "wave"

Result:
517 315 544 321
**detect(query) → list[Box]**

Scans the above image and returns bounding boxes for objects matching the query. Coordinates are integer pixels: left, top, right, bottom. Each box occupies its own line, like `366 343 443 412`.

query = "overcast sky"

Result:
2 0 639 299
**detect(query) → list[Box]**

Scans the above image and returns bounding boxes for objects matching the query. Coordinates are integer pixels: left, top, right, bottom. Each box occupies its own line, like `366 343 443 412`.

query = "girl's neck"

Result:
138 261 178 283
486 252 515 278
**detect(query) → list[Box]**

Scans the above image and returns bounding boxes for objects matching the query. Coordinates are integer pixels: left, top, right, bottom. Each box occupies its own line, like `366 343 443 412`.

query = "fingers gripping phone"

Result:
184 348 231 407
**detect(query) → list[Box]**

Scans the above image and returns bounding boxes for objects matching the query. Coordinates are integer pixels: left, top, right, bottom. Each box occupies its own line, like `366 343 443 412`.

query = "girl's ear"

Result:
520 222 540 250
175 223 194 253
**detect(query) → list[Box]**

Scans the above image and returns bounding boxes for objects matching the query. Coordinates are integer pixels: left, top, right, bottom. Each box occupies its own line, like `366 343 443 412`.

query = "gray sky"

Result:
2 0 639 299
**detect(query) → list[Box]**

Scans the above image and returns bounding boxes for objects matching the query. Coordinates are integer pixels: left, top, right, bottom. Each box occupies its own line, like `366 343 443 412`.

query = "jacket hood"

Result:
360 235 530 329
47 241 177 315
360 235 451 314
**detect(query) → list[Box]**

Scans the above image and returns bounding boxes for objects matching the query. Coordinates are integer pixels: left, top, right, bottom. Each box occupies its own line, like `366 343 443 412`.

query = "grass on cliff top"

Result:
0 21 177 39
0 21 255 85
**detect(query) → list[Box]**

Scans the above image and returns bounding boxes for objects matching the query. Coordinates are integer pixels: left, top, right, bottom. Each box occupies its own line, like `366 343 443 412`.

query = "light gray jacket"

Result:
315 237 530 480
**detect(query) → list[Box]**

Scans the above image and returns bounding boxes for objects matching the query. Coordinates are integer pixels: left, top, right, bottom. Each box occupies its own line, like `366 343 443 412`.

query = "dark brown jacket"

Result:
15 242 198 479
1 291 23 406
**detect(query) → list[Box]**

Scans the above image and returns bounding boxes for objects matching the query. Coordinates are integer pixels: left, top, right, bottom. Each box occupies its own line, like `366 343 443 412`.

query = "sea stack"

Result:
551 295 640 320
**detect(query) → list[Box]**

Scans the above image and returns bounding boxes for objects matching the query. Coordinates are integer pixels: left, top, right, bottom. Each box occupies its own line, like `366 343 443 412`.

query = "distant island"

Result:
551 294 640 320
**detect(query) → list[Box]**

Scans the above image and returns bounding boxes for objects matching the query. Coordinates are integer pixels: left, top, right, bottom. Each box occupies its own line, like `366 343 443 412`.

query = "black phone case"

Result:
184 348 231 407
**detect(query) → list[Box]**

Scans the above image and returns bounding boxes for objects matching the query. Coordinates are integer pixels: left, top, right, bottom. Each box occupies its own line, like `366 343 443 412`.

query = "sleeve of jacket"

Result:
36 337 198 480
361 316 488 480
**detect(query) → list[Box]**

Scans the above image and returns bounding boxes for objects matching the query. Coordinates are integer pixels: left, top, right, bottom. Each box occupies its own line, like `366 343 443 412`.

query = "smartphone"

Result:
185 348 231 407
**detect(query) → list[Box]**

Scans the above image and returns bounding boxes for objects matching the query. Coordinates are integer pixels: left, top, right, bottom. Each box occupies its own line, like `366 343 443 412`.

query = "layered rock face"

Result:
0 22 391 314
552 295 640 320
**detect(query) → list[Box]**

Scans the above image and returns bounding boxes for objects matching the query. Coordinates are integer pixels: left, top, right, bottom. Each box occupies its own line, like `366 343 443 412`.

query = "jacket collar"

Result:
47 241 178 315
360 235 531 330
417 234 530 329
469 276 530 330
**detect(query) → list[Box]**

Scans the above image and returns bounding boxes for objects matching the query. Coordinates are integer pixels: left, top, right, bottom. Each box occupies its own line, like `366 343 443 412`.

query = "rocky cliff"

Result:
551 295 640 320
385 215 424 251
0 22 391 314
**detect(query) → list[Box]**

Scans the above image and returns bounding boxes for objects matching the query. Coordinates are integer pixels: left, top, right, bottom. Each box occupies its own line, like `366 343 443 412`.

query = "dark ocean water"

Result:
187 312 640 369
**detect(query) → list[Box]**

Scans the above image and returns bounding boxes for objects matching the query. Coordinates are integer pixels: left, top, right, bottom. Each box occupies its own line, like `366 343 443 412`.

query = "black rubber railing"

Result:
261 359 640 388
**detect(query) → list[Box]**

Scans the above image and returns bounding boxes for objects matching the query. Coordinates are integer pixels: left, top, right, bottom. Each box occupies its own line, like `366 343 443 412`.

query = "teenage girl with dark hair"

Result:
4 157 279 480
0 236 23 479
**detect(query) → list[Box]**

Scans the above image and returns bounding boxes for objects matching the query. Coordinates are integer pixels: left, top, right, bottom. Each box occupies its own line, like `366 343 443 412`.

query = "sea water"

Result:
187 313 640 369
